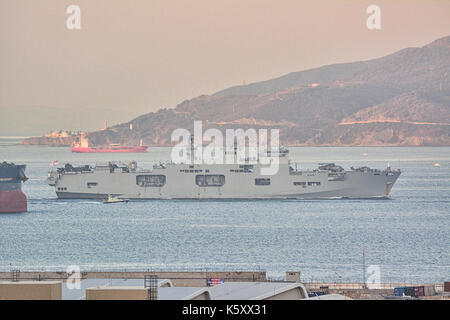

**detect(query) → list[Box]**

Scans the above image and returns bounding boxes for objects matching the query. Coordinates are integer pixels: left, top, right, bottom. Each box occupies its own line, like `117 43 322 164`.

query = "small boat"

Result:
103 195 129 204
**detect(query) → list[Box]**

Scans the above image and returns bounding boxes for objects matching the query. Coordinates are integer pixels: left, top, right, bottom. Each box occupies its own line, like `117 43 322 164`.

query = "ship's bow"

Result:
0 164 27 213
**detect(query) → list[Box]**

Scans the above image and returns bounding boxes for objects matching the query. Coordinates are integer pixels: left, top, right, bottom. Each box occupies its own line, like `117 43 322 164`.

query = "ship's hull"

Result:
71 146 148 153
0 164 27 213
55 192 391 200
49 162 401 200
0 190 27 213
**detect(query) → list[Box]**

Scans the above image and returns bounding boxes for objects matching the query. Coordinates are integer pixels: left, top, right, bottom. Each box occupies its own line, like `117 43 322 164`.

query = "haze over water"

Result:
0 137 449 283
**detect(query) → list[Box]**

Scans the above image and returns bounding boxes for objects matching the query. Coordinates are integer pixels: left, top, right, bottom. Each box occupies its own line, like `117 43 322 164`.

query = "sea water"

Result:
0 137 449 283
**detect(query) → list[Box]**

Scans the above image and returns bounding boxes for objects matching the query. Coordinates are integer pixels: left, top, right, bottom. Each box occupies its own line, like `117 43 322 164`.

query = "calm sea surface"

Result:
0 137 449 283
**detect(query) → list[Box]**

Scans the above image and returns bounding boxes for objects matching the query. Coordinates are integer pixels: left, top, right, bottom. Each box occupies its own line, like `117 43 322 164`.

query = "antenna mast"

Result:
362 248 366 289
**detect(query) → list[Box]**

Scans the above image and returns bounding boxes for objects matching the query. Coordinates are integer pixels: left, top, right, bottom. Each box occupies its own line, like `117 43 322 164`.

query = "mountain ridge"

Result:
23 35 450 147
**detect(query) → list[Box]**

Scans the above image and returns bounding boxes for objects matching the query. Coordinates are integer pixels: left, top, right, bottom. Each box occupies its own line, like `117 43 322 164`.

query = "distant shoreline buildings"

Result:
44 130 85 139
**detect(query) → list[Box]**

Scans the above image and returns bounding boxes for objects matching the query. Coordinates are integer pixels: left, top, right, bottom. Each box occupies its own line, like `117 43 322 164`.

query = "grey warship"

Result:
47 149 401 200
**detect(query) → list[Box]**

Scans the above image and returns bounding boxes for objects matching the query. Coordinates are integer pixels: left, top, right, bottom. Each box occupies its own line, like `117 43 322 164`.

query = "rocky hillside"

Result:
21 136 78 146
23 35 450 146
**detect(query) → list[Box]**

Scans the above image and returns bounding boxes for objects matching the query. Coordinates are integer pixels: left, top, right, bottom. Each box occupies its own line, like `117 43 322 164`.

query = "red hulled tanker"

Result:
72 133 147 153
0 162 28 213
71 145 148 153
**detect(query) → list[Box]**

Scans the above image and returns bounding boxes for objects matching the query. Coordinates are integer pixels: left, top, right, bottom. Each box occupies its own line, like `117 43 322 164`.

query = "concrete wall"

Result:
86 287 151 300
0 271 266 287
0 281 61 300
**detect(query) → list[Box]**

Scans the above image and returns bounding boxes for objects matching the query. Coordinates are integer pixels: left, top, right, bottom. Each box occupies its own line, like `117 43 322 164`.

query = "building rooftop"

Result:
0 281 62 285
158 287 211 300
308 294 353 300
62 278 172 300
208 281 308 300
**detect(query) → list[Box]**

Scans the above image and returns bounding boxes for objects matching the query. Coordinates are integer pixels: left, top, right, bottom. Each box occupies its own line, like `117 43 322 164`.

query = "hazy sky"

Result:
1 0 450 123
